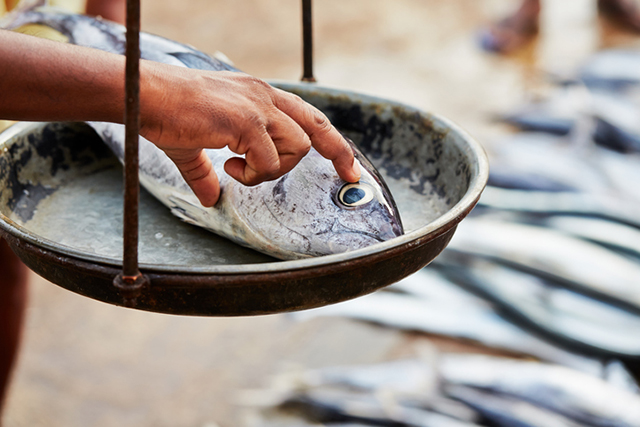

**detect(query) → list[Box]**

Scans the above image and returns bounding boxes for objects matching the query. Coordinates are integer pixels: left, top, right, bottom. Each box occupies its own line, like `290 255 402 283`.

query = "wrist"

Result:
139 61 180 141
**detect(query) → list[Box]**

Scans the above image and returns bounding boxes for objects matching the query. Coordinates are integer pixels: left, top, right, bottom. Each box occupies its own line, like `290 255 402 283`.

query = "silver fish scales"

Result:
440 354 640 427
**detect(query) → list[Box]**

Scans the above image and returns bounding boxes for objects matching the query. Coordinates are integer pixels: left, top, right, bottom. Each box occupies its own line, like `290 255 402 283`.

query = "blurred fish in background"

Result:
236 19 640 427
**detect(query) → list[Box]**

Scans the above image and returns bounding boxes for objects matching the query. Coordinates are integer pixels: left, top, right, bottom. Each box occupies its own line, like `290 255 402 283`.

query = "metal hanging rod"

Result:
301 0 316 82
113 0 148 305
114 0 317 304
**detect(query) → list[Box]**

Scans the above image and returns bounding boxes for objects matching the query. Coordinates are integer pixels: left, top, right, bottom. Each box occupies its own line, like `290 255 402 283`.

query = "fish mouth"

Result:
378 221 404 241
347 137 404 234
328 219 402 244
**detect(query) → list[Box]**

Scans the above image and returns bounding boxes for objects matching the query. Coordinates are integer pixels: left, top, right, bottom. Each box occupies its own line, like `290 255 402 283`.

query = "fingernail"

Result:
352 159 361 181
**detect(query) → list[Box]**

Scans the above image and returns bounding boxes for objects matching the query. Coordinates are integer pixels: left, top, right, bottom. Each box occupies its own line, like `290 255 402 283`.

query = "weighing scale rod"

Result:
114 0 148 303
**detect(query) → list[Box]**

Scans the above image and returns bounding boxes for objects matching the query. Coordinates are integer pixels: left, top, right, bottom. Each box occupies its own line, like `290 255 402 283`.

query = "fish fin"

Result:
210 50 235 67
167 196 201 225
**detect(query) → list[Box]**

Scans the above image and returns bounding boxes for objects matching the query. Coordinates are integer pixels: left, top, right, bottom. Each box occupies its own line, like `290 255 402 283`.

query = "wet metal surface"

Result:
0 84 488 315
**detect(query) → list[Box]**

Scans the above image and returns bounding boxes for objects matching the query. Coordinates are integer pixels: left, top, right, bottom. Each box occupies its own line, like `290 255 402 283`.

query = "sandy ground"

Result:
3 1 640 426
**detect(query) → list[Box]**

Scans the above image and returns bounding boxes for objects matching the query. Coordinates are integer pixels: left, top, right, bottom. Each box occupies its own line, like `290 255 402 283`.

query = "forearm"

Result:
0 29 127 123
0 29 358 207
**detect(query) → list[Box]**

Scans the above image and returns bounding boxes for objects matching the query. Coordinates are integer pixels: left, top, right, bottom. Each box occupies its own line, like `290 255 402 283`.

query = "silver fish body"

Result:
580 49 640 92
436 253 640 358
448 217 640 312
499 86 585 136
440 354 640 427
294 270 602 374
591 93 640 154
444 385 588 427
3 7 404 259
541 214 640 258
486 133 610 193
497 86 640 154
479 186 640 229
279 388 481 427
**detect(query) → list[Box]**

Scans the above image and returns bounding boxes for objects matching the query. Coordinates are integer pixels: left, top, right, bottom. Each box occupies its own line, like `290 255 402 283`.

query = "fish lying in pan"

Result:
1 4 404 260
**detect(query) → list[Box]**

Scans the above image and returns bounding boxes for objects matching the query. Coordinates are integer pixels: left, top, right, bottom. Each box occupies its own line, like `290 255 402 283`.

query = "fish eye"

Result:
337 183 375 208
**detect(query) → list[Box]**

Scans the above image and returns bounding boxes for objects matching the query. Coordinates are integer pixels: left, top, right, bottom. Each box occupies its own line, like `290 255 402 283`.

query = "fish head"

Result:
231 145 404 259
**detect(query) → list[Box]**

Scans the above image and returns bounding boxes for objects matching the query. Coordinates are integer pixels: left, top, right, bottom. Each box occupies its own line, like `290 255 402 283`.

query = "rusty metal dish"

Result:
0 83 488 316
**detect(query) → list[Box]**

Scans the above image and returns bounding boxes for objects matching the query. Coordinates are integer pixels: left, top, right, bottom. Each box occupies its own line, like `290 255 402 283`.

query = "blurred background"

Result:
4 0 640 426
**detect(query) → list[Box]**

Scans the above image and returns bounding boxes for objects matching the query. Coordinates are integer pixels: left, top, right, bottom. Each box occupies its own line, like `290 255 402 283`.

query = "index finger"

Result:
272 88 361 183
162 148 221 207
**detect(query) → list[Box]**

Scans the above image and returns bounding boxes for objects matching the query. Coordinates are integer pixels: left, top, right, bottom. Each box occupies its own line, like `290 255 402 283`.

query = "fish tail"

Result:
1 1 73 44
7 0 47 15
15 0 48 9
0 0 46 29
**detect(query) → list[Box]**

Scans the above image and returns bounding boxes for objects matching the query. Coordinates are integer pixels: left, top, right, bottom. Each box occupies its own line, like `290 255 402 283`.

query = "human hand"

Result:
139 64 361 207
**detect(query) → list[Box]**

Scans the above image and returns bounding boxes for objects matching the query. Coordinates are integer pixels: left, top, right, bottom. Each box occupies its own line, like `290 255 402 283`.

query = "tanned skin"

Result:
85 0 126 24
0 239 27 419
0 30 360 206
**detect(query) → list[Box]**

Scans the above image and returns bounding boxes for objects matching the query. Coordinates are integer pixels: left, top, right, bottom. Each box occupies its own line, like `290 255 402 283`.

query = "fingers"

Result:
225 111 312 186
272 88 361 183
266 111 312 175
224 122 280 186
144 70 360 206
162 148 221 207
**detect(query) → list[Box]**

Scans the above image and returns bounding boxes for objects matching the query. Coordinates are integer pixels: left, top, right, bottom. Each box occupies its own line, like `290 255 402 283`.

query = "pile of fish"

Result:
238 48 640 426
238 353 640 427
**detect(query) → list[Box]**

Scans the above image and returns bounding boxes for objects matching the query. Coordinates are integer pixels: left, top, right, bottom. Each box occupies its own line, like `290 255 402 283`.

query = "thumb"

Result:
162 148 221 207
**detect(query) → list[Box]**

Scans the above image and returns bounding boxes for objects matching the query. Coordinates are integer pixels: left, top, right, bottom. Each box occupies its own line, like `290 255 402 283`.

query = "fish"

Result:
478 186 640 235
579 49 640 92
277 388 483 427
1 5 404 260
300 358 440 398
293 270 603 374
386 267 491 304
485 133 611 193
487 171 578 193
485 131 640 203
447 217 640 313
440 354 640 427
444 385 588 427
587 145 640 203
496 80 640 153
435 252 640 359
246 354 639 427
499 114 574 136
297 359 482 424
590 93 640 154
602 360 640 395
539 214 640 259
497 86 586 136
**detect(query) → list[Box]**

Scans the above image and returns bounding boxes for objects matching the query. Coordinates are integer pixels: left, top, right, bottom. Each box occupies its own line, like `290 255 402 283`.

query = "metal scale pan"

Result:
0 82 488 316
0 0 487 315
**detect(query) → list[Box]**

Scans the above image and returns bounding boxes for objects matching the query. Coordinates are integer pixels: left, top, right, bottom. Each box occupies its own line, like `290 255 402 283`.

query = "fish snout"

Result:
378 221 404 241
